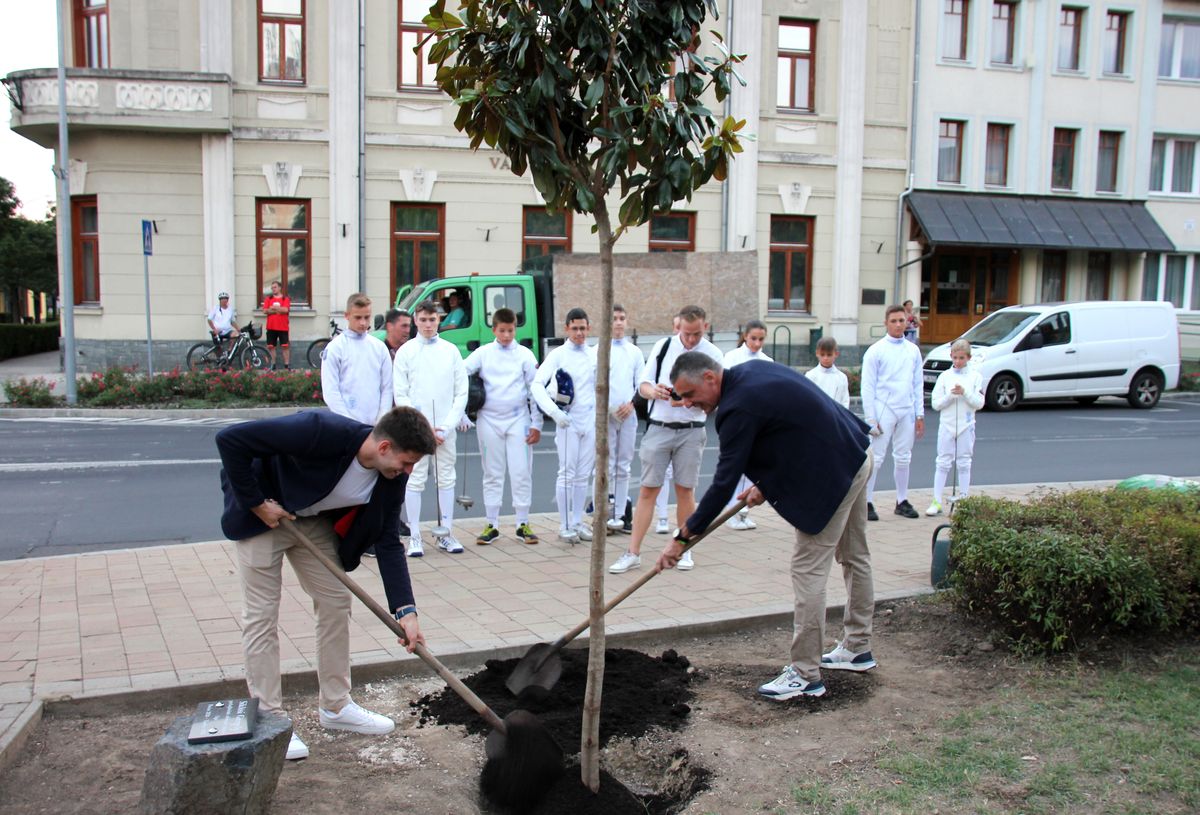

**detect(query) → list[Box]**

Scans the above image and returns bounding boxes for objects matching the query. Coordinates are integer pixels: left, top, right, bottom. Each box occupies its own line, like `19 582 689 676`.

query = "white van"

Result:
922 301 1181 411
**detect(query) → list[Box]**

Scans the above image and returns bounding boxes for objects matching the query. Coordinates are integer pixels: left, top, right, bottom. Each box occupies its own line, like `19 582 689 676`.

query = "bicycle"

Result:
185 321 271 371
306 319 342 369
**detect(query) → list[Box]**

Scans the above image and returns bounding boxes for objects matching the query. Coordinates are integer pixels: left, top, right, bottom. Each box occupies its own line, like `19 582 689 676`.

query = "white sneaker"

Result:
727 511 756 531
318 700 395 735
757 664 826 700
655 518 670 535
574 523 593 542
677 551 694 571
286 732 309 760
608 551 641 574
925 500 943 517
820 642 877 672
437 534 464 554
406 537 424 558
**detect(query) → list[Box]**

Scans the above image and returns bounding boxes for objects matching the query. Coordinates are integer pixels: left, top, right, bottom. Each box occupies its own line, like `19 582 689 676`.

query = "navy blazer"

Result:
216 410 415 612
687 361 871 536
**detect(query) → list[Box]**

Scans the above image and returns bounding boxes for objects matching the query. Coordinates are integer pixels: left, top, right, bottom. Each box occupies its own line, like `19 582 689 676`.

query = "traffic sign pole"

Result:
142 220 154 376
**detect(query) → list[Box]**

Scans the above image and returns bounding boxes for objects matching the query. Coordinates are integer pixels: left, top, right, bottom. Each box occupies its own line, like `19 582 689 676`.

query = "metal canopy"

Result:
907 191 1175 252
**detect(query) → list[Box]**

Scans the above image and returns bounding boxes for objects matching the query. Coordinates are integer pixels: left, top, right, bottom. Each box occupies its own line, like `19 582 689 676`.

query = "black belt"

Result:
647 419 705 430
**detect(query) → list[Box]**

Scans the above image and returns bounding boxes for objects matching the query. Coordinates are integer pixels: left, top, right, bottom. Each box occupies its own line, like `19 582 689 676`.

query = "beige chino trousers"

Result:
789 455 874 681
236 515 353 715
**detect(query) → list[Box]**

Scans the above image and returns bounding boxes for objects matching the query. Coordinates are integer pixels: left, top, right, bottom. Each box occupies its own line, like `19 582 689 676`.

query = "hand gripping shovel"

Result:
505 498 749 696
279 519 562 807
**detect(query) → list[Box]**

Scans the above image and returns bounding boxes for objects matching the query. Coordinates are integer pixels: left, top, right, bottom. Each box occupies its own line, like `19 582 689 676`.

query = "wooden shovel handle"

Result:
279 519 506 734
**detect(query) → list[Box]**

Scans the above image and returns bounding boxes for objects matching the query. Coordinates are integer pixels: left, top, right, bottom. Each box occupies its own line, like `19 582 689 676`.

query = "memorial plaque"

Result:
186 699 259 745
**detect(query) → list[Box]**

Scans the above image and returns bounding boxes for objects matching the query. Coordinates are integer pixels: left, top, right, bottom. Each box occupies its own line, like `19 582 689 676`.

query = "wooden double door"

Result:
920 248 1021 344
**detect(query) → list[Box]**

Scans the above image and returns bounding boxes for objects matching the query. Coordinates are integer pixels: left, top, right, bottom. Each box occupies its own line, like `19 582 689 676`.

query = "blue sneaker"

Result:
757 665 826 700
820 643 877 672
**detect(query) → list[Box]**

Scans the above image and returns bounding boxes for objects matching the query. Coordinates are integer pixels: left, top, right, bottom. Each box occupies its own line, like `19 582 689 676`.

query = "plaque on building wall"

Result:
861 289 886 305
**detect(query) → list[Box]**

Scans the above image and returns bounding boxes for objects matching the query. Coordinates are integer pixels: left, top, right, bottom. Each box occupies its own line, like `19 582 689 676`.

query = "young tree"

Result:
424 0 745 791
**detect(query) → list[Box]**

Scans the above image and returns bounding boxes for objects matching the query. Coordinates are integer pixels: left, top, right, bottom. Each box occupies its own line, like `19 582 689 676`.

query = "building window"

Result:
985 123 1011 186
1143 253 1198 309
990 1 1016 66
1086 252 1110 300
1058 7 1084 71
1096 131 1121 192
938 119 965 183
1159 18 1200 79
648 212 695 252
71 196 100 305
257 199 311 306
1103 11 1129 74
74 0 109 69
777 20 816 112
399 0 438 89
768 216 813 312
1051 127 1078 190
523 207 571 259
1151 137 1198 194
1041 251 1066 301
259 0 305 83
942 0 970 61
392 203 444 301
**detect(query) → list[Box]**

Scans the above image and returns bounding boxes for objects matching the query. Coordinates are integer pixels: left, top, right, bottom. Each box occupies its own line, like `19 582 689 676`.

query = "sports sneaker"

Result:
558 527 579 543
318 700 395 735
821 642 877 672
895 500 919 519
608 551 641 574
925 500 943 517
574 523 593 542
405 537 424 558
286 732 309 760
437 535 464 554
726 511 756 531
516 523 539 544
866 502 879 522
677 550 694 571
655 518 671 535
476 524 500 545
757 664 826 700
363 545 377 558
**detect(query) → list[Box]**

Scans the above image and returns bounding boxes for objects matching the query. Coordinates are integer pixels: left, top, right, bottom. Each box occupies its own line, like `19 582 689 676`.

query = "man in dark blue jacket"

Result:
658 353 876 700
217 406 436 760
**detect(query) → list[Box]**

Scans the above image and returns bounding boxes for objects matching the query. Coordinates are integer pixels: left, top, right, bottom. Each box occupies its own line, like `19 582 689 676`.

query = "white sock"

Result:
556 484 569 530
515 506 529 525
438 488 454 527
572 485 588 527
894 464 910 503
932 469 948 504
486 505 499 526
957 466 972 498
405 489 422 532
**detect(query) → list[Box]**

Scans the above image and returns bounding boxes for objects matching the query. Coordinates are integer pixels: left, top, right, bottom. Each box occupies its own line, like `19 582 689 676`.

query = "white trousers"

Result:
607 413 637 519
406 427 456 531
555 420 595 529
866 409 915 503
477 410 534 524
655 463 674 519
932 425 975 503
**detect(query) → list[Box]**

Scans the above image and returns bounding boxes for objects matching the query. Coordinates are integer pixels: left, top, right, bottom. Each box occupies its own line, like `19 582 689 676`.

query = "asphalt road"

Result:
1 396 1198 559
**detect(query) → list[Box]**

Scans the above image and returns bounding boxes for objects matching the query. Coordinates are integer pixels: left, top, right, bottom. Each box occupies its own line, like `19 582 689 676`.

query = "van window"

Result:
484 285 527 327
1035 312 1071 346
432 287 471 331
963 310 1038 346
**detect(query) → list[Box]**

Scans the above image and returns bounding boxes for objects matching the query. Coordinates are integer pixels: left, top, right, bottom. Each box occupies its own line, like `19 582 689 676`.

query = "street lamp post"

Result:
55 0 77 404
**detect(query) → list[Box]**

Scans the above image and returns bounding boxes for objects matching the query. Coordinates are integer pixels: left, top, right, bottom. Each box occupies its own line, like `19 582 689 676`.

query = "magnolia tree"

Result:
423 0 744 791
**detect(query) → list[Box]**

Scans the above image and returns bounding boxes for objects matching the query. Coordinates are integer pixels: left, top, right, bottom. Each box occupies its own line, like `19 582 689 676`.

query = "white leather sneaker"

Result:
318 700 395 735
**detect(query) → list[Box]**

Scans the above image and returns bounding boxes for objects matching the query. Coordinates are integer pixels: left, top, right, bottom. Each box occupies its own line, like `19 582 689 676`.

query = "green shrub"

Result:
2 376 58 406
0 322 60 362
950 490 1200 654
72 366 324 406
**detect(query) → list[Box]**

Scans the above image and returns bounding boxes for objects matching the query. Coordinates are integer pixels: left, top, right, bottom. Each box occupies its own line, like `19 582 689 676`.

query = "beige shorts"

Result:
638 423 706 489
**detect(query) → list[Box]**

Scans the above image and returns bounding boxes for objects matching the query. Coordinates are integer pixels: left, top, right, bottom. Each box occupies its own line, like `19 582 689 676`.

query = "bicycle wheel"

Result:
240 344 271 371
186 342 222 372
307 339 330 369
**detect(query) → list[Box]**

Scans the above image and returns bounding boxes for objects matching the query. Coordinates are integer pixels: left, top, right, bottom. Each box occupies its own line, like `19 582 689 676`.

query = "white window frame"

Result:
1150 136 1199 196
1159 16 1200 80
1142 253 1200 311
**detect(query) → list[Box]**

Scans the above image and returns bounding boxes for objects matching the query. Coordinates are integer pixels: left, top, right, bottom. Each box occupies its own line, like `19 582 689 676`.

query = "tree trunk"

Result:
580 200 616 793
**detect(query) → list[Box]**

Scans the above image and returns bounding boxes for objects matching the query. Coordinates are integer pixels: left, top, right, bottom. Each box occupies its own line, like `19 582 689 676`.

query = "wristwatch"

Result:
394 605 418 621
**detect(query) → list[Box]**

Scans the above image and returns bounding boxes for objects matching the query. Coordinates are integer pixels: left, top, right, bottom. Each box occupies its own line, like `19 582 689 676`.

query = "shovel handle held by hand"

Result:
279 519 506 734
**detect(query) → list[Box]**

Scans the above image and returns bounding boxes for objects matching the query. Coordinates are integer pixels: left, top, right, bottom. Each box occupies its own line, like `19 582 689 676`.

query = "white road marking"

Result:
0 458 222 473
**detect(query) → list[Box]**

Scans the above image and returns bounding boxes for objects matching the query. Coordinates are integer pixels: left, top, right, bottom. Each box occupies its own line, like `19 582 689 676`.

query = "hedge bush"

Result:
950 489 1200 654
4 366 324 407
0 322 59 362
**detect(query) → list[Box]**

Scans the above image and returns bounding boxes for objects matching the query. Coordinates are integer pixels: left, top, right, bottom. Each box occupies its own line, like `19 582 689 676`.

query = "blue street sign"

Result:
142 219 153 256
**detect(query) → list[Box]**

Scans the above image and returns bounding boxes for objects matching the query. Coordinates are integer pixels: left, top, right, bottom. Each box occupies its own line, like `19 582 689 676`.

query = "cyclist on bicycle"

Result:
206 292 240 353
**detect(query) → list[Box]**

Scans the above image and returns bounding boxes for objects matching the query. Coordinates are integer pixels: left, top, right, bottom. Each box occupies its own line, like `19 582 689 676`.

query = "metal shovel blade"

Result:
505 642 563 696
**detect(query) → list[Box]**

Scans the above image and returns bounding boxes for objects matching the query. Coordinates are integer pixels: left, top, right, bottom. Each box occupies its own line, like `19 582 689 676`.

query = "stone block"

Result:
137 711 291 815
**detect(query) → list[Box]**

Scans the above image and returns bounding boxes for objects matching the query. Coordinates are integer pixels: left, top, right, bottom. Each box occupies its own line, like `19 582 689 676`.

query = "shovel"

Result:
278 517 562 799
506 498 749 696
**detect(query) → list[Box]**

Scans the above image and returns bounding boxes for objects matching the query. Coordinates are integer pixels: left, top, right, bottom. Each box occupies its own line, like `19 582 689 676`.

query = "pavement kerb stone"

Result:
0 700 43 773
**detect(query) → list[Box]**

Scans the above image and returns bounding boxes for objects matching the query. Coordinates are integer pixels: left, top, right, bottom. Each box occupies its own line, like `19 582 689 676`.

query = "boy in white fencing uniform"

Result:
531 308 597 542
393 300 468 555
605 304 646 533
463 307 542 545
926 339 984 516
722 319 772 531
805 336 851 409
321 292 393 426
860 304 925 521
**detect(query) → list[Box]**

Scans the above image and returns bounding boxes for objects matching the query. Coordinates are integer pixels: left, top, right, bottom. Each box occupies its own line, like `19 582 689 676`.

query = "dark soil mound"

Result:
414 647 695 751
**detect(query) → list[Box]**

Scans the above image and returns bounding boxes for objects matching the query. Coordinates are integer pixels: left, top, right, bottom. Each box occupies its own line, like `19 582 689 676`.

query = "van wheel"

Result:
1073 396 1099 405
985 374 1021 411
1126 370 1163 409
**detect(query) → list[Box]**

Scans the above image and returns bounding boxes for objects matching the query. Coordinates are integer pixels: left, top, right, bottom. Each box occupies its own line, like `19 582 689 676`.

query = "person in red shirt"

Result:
262 280 292 369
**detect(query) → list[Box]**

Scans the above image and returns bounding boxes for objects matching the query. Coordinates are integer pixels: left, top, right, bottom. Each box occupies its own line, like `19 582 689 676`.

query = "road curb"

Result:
0 700 43 773
0 405 318 420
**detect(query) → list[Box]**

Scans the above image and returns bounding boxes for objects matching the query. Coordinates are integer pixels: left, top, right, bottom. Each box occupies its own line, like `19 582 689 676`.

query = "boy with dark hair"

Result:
262 280 291 369
805 335 850 408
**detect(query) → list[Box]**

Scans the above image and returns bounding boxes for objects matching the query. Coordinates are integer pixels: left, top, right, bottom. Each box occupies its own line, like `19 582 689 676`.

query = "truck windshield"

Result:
963 311 1038 346
396 285 428 312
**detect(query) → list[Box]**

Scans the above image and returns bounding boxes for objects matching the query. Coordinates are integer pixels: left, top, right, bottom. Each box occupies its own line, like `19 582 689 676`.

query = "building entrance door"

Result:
920 249 1019 344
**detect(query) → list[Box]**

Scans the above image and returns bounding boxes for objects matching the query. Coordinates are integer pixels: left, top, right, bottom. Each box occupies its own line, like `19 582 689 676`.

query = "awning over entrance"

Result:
907 191 1174 252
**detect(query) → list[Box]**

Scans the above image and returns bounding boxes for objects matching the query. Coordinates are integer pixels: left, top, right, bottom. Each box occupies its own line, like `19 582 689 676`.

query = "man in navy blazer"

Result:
658 353 876 700
217 406 436 760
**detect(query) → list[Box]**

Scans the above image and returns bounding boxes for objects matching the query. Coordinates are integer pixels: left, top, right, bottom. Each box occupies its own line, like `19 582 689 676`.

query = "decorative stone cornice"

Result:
20 78 99 108
115 83 213 112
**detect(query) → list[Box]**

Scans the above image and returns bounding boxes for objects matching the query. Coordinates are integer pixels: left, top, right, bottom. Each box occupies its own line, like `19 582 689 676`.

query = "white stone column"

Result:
329 0 361 312
200 0 234 306
724 0 761 253
829 0 867 348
